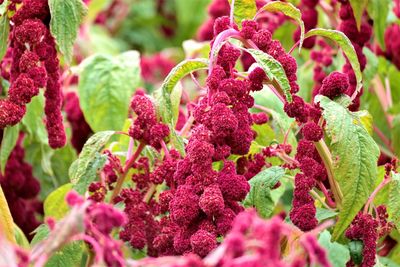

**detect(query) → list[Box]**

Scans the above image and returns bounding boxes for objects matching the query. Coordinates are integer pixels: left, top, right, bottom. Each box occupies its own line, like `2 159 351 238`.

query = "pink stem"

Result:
229 0 235 27
160 140 170 159
127 138 134 159
363 175 391 214
317 181 336 208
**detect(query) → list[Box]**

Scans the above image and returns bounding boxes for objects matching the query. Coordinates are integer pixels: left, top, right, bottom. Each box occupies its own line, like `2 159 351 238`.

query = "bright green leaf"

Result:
252 123 276 147
229 0 257 26
0 124 19 175
257 1 305 51
389 173 400 229
392 116 400 158
243 166 285 218
49 0 88 63
349 0 368 31
316 208 338 222
246 49 292 102
22 93 48 144
69 131 114 185
78 51 141 132
0 13 9 61
367 0 390 49
316 96 379 240
14 224 29 249
44 183 72 220
318 230 350 267
354 110 373 135
305 29 362 94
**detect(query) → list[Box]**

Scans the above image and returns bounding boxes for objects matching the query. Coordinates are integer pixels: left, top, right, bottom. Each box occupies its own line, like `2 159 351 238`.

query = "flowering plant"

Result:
1 0 400 266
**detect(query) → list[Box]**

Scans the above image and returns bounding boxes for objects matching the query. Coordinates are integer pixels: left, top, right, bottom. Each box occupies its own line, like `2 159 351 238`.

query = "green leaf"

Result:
246 49 292 102
367 0 390 49
0 12 9 61
31 224 84 267
316 96 380 240
252 123 276 147
0 0 8 15
72 152 107 195
389 173 400 229
0 124 19 175
392 116 400 158
257 1 305 51
316 208 338 222
243 166 285 218
354 110 373 135
48 0 87 63
349 240 364 265
229 0 257 26
22 93 48 144
14 224 30 249
78 51 141 132
305 29 362 94
155 58 208 155
69 131 114 185
349 0 368 31
86 0 113 22
0 185 15 243
318 230 350 267
362 47 379 91
44 183 72 220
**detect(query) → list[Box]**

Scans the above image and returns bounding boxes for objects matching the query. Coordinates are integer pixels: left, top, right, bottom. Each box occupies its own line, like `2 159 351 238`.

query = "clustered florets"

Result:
0 134 42 239
0 0 66 148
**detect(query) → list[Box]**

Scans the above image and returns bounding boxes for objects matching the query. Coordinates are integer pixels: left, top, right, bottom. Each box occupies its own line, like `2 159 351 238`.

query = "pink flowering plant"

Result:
1 0 400 266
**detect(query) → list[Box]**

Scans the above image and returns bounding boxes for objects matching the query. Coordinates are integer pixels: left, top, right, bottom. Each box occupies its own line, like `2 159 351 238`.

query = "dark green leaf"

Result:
228 0 257 26
318 230 350 267
389 173 400 229
0 124 19 175
246 49 292 102
69 131 114 185
44 183 72 220
367 0 390 49
349 0 368 30
243 166 285 218
349 240 364 265
78 51 141 132
0 12 9 61
257 1 305 51
48 0 87 63
305 29 362 94
316 96 379 240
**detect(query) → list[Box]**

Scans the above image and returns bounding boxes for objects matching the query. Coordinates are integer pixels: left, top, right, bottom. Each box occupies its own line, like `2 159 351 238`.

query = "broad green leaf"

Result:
349 0 368 30
14 224 29 249
367 0 390 49
0 0 8 15
78 51 141 132
0 124 19 175
316 96 379 240
72 152 107 195
22 93 48 144
246 49 292 102
318 230 350 267
243 166 285 218
69 131 114 184
376 257 400 267
0 185 15 243
252 123 276 147
44 183 72 220
389 173 400 229
354 110 373 135
349 240 364 265
0 13 9 61
49 0 87 63
31 224 83 267
305 29 362 94
257 1 305 51
156 58 208 155
228 0 257 26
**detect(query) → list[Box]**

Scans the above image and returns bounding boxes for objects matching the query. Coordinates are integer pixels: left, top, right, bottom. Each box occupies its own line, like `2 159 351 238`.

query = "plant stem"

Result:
363 175 391 214
314 140 343 207
143 184 157 203
317 181 336 208
111 142 145 202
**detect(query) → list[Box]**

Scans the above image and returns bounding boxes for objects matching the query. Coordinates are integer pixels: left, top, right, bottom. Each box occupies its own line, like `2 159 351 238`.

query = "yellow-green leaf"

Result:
256 1 305 51
0 12 9 61
44 183 72 220
0 185 15 243
349 0 368 31
0 124 19 175
229 0 257 26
